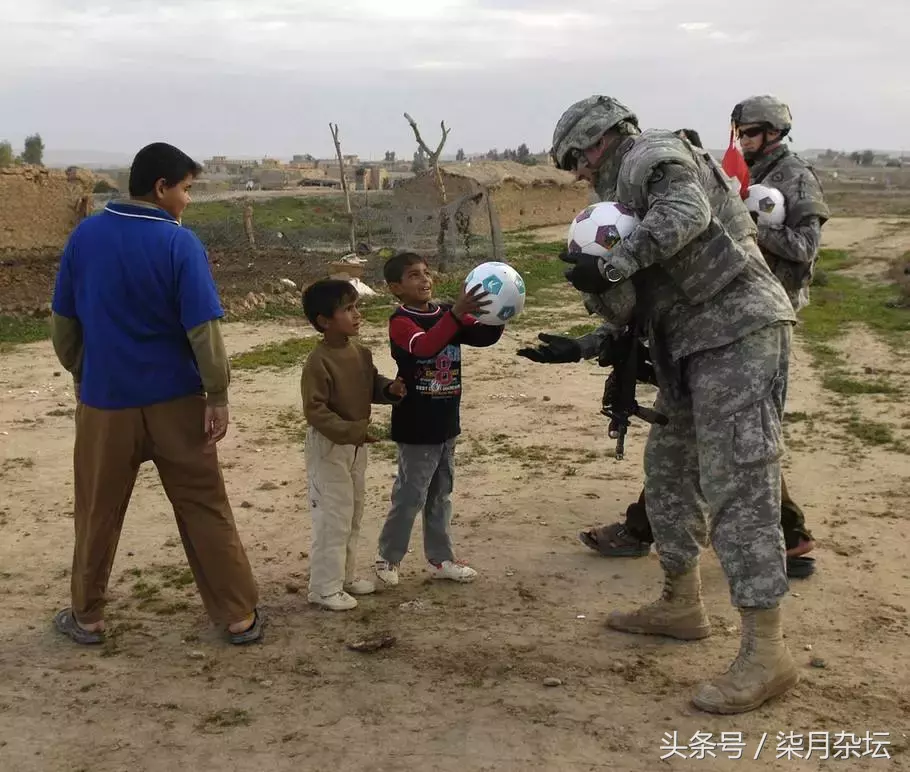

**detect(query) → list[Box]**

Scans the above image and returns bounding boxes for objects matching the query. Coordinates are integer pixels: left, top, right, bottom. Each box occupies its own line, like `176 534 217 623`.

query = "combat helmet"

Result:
731 95 793 134
550 96 638 171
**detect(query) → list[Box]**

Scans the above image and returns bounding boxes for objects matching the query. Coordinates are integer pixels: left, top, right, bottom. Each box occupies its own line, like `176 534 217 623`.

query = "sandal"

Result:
228 608 263 645
787 556 816 579
53 608 104 645
579 523 651 557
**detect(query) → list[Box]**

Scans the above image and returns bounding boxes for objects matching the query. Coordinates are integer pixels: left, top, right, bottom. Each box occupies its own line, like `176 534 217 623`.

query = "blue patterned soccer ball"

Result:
463 261 526 326
567 201 640 258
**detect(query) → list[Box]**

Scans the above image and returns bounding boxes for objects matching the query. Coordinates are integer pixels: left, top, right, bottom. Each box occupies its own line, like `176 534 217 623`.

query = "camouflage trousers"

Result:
644 322 792 609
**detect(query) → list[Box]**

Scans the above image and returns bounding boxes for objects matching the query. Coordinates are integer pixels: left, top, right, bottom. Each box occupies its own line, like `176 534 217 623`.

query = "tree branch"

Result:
329 122 356 253
404 112 449 164
403 112 453 269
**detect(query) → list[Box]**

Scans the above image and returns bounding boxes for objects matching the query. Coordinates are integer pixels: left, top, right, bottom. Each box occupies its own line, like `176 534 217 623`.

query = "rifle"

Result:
599 320 668 460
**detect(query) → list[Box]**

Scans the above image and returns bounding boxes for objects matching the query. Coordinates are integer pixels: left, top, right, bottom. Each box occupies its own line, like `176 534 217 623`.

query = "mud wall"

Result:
0 166 95 254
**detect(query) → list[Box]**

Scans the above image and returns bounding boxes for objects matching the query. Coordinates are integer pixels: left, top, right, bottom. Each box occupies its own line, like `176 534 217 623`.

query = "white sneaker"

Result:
344 578 376 596
374 559 400 587
428 560 477 583
307 591 358 611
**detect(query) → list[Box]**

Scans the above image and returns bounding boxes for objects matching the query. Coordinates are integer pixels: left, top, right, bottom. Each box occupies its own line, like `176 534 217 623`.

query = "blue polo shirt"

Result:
52 201 224 410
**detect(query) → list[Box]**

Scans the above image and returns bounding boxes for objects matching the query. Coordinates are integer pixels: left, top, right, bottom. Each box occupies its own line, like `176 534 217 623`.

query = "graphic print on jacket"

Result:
387 303 501 445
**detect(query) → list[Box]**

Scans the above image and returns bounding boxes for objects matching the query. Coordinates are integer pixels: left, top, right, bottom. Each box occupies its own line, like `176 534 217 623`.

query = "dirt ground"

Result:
1 217 910 771
0 247 341 317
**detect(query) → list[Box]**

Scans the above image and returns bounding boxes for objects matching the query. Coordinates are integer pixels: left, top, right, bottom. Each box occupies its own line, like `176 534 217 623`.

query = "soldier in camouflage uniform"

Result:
531 109 821 578
532 95 800 714
732 95 829 570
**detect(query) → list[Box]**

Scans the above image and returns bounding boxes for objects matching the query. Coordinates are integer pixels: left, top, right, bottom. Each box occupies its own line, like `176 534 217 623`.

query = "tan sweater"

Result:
301 339 398 446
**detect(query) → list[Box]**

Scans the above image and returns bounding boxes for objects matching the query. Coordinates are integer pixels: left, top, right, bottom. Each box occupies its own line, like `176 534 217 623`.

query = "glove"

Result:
517 333 581 364
559 250 611 294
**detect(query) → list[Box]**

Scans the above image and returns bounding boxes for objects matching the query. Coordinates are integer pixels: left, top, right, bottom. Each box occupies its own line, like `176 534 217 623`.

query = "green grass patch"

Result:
842 414 900 449
0 315 50 350
800 249 910 347
230 336 318 370
821 374 901 396
155 565 195 589
131 579 161 604
358 300 397 325
184 196 347 232
798 249 910 396
433 242 567 301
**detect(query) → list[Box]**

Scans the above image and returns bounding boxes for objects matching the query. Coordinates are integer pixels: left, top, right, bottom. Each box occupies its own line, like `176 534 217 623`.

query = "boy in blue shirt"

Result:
50 142 261 646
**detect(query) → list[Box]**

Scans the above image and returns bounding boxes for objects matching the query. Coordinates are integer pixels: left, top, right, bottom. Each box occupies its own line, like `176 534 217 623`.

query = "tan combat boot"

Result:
692 605 799 714
606 566 711 640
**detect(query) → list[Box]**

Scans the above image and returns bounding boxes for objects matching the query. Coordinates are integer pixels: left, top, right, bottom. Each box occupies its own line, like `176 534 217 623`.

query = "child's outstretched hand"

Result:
388 377 407 399
452 282 491 321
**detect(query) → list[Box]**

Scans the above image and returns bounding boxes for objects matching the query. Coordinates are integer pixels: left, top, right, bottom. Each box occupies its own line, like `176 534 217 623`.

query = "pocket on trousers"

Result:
732 376 785 467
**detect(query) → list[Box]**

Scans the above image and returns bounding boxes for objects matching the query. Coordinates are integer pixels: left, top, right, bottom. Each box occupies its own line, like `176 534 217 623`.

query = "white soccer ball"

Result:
463 261 526 326
567 201 640 258
745 184 786 226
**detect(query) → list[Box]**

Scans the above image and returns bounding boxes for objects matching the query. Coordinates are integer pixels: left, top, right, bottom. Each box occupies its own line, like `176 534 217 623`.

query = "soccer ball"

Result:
745 184 786 226
567 201 640 258
463 261 526 326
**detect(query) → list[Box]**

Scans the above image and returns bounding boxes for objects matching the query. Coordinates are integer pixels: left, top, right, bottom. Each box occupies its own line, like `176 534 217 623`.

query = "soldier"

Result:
732 94 829 570
551 108 821 579
530 95 800 713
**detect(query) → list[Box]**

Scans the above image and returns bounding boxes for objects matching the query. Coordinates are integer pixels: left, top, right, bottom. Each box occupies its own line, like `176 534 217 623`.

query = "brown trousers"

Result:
71 394 258 626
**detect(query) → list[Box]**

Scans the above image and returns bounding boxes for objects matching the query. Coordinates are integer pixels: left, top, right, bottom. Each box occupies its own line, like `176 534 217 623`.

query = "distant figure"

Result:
50 141 262 647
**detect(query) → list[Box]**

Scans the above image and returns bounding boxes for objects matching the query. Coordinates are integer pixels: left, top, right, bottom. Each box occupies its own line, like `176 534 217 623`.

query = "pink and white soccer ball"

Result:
745 184 786 226
566 202 640 258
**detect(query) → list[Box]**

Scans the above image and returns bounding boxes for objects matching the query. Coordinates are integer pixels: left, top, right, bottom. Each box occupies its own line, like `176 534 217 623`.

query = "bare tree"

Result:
329 122 356 253
243 204 256 252
404 112 452 270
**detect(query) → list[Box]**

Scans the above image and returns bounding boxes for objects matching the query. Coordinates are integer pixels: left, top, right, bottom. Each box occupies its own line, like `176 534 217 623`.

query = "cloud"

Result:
2 0 908 157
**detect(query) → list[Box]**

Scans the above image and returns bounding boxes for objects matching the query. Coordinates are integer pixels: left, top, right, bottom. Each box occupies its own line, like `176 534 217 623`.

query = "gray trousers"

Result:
378 440 457 565
645 322 791 609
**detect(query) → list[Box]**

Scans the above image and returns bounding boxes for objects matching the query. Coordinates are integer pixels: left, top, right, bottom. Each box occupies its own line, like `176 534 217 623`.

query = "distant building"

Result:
204 156 259 175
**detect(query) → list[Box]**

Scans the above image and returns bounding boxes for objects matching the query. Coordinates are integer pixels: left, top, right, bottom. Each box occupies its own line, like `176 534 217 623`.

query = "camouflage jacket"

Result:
748 145 830 311
578 130 795 365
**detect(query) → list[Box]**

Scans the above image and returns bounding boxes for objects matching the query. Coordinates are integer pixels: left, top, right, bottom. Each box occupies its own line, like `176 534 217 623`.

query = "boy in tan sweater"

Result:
301 279 406 611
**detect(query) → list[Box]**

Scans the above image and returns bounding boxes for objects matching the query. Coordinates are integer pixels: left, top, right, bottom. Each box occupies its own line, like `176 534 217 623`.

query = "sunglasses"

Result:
736 125 767 139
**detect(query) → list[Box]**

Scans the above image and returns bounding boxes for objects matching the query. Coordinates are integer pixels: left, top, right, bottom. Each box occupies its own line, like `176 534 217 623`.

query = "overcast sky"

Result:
3 0 908 163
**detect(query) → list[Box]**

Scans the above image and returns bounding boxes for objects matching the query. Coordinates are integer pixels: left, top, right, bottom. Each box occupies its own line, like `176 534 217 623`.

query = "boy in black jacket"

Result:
374 252 503 586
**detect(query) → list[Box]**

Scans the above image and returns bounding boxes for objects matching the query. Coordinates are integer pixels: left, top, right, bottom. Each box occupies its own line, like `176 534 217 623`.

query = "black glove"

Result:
517 333 581 364
559 250 612 294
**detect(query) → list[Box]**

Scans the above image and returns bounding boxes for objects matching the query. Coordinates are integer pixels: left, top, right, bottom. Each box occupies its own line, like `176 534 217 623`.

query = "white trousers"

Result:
305 428 367 597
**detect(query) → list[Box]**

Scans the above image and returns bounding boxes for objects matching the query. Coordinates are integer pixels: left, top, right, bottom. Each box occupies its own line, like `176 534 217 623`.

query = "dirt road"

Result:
1 246 909 770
